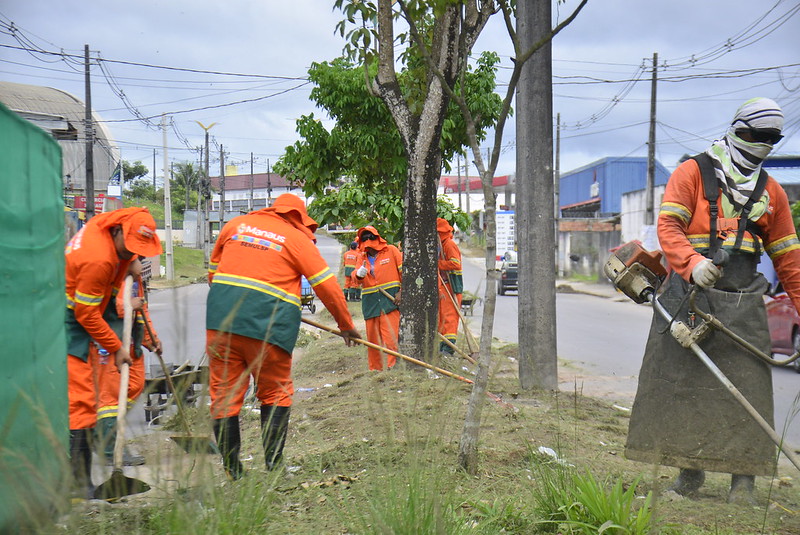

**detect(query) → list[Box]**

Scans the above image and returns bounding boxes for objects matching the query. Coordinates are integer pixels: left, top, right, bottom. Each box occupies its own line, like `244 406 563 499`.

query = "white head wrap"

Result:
705 98 783 218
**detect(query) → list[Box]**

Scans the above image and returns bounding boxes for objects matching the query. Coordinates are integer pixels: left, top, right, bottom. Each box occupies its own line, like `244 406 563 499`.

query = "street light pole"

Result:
195 121 217 269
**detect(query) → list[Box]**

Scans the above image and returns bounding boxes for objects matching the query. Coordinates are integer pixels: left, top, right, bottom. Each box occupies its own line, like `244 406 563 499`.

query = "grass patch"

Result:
44 323 800 534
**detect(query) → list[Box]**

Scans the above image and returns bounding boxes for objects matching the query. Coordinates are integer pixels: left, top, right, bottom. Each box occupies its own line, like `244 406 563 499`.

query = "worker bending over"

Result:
65 208 162 499
206 193 359 479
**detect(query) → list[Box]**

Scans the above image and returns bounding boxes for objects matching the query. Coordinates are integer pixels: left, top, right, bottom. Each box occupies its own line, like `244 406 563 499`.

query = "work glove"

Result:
692 258 721 289
356 265 368 278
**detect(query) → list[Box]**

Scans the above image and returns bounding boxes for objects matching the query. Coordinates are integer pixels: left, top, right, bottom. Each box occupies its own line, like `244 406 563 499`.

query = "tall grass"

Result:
531 457 662 534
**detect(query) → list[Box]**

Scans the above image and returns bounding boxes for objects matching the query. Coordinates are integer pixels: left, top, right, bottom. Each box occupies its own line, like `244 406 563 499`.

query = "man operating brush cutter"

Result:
621 98 800 505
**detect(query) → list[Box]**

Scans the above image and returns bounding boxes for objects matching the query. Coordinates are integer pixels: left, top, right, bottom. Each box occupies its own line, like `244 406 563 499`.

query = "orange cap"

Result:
121 210 162 257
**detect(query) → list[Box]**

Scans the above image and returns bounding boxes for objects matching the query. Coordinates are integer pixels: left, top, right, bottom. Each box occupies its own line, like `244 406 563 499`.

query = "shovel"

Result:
94 275 151 500
140 311 217 454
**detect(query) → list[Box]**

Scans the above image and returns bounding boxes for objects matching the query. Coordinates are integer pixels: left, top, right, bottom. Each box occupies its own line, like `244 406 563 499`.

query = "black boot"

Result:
96 417 145 466
668 468 705 496
213 416 244 480
727 474 756 505
69 429 94 500
261 405 290 470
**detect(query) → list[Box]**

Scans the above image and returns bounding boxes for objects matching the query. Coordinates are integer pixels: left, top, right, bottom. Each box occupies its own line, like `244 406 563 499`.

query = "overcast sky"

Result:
1 0 798 184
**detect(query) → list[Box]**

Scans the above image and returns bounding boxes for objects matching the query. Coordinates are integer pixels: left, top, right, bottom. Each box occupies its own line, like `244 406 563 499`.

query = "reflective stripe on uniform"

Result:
307 267 334 286
361 281 401 295
212 273 302 307
766 234 800 259
660 202 692 224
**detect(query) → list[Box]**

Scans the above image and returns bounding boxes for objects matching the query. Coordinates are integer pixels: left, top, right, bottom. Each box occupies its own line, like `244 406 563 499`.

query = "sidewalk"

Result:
555 278 629 302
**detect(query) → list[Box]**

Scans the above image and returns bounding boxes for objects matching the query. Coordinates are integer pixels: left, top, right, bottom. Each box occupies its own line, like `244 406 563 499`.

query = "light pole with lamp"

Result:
195 121 217 269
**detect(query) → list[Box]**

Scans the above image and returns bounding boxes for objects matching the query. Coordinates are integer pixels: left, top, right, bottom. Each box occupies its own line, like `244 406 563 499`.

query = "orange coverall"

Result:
343 246 361 298
206 202 355 417
436 218 463 352
65 208 159 429
354 226 402 370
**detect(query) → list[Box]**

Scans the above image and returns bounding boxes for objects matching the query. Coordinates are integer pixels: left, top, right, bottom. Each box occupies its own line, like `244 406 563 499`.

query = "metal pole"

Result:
267 158 272 206
204 130 211 267
84 44 95 220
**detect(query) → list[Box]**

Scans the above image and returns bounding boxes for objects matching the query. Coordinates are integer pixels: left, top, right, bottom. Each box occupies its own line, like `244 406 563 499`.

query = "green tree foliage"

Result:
274 54 501 233
126 178 159 203
171 162 201 213
122 160 148 184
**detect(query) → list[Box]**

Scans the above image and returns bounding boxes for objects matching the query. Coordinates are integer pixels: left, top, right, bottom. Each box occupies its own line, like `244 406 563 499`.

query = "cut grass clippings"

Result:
45 311 800 534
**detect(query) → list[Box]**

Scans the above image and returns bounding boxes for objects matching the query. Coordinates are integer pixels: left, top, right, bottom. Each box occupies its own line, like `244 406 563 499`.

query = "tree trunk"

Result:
516 0 557 390
458 173 499 474
399 148 440 363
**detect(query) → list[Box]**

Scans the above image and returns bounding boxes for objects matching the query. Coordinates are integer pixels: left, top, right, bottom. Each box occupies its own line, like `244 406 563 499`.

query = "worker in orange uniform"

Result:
342 241 361 301
206 193 360 479
626 98 800 504
65 207 162 499
94 257 161 466
436 218 463 355
353 226 403 371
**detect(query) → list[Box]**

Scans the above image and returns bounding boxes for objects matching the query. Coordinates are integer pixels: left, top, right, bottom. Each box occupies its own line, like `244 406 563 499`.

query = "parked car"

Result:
765 290 800 372
498 259 518 295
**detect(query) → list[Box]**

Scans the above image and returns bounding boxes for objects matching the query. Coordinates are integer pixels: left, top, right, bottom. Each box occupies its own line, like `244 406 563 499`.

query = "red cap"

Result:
121 211 162 257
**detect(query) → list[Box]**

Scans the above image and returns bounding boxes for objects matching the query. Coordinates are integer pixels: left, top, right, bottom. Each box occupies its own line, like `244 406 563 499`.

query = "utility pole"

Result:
645 52 658 227
84 44 95 220
249 152 254 211
516 0 557 391
218 145 225 227
162 114 174 281
267 158 273 206
464 155 470 214
196 146 203 249
152 148 156 191
195 121 216 268
457 153 462 210
555 113 562 276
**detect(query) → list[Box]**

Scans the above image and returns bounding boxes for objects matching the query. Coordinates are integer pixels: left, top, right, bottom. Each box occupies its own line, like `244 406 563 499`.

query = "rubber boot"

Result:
69 429 95 500
261 405 290 470
96 417 145 466
667 468 705 496
343 288 349 301
727 474 756 505
213 416 244 480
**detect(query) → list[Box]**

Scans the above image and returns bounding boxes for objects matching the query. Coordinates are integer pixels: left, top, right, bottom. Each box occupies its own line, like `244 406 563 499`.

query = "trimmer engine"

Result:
604 241 667 303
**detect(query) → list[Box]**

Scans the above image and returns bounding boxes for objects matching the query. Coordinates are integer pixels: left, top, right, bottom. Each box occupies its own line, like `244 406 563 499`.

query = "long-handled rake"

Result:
301 317 513 409
140 312 217 454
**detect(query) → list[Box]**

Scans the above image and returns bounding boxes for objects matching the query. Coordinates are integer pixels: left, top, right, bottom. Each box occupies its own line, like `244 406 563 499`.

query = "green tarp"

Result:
0 101 68 530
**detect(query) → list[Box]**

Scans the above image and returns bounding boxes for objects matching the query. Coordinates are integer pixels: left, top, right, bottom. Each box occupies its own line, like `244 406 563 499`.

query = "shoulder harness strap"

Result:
691 153 721 259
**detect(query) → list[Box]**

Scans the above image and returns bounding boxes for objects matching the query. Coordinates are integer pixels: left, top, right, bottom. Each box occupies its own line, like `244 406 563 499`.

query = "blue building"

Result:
559 156 671 217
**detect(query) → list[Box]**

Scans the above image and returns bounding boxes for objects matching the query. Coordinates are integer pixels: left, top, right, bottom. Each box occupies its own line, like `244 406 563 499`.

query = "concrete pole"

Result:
84 44 95 220
218 145 225 227
645 52 658 226
162 114 174 281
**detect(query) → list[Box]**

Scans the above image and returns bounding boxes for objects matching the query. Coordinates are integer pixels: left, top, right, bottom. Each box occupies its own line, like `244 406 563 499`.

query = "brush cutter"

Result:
94 275 151 500
140 312 217 454
605 241 800 473
300 317 513 409
377 287 476 365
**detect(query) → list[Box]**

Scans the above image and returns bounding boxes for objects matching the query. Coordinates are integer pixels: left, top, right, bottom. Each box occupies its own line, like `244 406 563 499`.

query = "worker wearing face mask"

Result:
626 98 800 505
353 226 402 370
